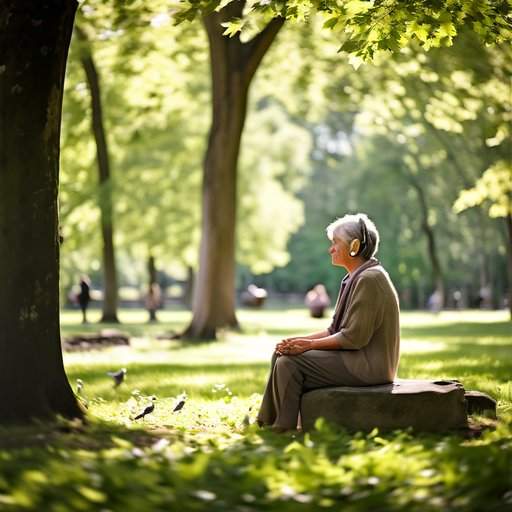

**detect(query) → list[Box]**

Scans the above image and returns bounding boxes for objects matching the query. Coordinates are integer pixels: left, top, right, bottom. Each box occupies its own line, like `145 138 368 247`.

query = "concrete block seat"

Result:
300 379 495 433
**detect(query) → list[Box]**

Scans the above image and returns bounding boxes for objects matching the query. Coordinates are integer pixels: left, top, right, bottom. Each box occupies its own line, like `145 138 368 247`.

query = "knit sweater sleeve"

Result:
334 275 384 349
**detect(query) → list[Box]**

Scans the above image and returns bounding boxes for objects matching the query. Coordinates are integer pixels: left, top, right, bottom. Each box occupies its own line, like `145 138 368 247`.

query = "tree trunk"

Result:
183 1 284 339
147 254 158 321
183 266 195 309
0 0 84 422
403 168 445 307
76 26 119 323
506 214 512 320
148 254 157 287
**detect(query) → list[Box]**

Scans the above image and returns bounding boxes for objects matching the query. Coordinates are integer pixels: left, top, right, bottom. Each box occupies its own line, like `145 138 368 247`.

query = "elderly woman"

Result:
257 213 400 432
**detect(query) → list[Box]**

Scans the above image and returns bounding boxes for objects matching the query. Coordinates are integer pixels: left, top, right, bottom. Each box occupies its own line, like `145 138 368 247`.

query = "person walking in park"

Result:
77 275 91 324
257 213 400 432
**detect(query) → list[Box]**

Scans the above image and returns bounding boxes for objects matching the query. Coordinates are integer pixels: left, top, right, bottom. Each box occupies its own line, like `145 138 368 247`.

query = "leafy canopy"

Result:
176 0 512 62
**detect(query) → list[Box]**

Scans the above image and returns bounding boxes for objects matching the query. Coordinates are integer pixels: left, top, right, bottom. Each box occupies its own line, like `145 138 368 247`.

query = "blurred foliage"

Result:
58 2 510 308
454 160 512 218
61 0 312 292
237 102 312 273
176 0 511 62
0 309 511 511
255 26 510 307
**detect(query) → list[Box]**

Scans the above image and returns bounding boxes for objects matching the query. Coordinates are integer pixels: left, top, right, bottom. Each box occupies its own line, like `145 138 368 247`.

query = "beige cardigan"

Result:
333 266 400 384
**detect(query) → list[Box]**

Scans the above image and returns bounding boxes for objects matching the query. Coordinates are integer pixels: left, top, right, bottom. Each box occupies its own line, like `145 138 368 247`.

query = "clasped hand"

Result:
275 337 311 356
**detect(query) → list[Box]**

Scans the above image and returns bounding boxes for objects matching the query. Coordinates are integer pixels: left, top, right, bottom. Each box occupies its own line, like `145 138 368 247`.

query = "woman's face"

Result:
329 237 349 268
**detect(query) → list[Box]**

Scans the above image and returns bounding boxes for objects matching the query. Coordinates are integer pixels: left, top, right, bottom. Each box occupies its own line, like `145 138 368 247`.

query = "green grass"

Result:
0 308 510 511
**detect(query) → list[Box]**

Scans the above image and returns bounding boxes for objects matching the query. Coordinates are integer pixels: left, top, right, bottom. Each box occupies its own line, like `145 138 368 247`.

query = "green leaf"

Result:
77 486 107 503
339 38 361 53
410 22 430 43
323 17 339 29
438 22 457 39
221 18 244 37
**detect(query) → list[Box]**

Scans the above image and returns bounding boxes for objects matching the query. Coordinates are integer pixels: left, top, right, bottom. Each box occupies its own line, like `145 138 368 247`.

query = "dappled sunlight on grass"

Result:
399 310 508 326
61 308 511 418
400 339 448 353
0 308 509 511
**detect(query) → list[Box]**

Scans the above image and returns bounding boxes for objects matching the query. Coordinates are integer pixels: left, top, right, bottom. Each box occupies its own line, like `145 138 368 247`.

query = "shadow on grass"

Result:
0 412 510 512
2 312 508 510
0 418 167 451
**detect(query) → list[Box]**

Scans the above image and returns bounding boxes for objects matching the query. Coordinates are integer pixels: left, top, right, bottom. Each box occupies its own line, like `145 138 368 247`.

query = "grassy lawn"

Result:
0 308 510 511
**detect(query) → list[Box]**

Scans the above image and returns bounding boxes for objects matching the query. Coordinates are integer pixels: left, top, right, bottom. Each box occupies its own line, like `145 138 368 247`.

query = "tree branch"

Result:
242 16 285 82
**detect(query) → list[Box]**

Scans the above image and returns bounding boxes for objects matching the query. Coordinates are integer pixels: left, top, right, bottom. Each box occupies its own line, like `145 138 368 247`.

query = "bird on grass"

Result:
134 396 157 420
172 392 187 413
75 379 88 409
107 368 127 387
173 398 186 413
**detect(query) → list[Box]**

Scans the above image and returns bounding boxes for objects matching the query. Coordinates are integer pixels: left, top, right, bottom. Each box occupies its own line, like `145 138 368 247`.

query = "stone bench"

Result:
300 379 496 433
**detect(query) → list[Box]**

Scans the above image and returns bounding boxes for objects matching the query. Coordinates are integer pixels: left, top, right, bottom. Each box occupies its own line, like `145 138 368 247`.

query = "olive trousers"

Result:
257 350 365 430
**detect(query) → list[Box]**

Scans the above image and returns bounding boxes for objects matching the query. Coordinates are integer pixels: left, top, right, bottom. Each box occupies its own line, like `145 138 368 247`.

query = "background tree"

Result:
180 1 285 339
455 160 512 318
75 24 120 323
60 7 309 313
60 4 207 306
259 25 509 311
177 0 512 338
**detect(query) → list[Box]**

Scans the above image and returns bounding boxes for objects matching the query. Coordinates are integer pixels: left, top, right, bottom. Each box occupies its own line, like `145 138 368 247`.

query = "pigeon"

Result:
173 399 186 413
107 368 127 387
134 396 157 420
75 379 88 409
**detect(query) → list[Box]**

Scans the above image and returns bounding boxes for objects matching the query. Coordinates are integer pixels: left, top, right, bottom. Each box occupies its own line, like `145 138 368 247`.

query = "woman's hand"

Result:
275 338 312 356
281 336 300 343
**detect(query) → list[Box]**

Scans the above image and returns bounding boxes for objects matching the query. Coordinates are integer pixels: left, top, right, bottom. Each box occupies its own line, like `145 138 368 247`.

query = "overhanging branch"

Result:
242 16 285 82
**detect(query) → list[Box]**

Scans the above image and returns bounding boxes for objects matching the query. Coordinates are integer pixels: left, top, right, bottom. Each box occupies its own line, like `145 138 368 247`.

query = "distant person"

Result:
453 290 462 310
257 213 400 432
305 284 331 318
427 290 443 314
145 283 162 322
77 275 91 324
241 284 267 308
478 285 491 309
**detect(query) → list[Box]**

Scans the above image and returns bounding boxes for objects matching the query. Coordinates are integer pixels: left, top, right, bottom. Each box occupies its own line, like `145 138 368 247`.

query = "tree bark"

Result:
0 0 84 422
76 26 119 323
148 254 157 287
401 166 445 308
183 266 195 309
183 1 284 339
505 214 512 320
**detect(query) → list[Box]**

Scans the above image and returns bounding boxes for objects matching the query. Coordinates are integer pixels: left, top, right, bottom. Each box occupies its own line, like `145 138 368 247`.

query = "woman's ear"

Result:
349 239 360 257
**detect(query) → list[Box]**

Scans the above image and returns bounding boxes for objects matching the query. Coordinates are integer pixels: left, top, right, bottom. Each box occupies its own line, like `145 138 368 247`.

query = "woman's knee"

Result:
275 355 298 372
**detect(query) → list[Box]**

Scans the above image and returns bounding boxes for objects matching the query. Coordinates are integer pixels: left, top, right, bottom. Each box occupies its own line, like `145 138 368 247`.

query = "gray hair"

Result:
326 213 380 260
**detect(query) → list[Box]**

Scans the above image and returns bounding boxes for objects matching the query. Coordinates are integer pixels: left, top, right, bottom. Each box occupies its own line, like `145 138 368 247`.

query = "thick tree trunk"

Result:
76 27 119 323
0 0 84 422
183 1 284 339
